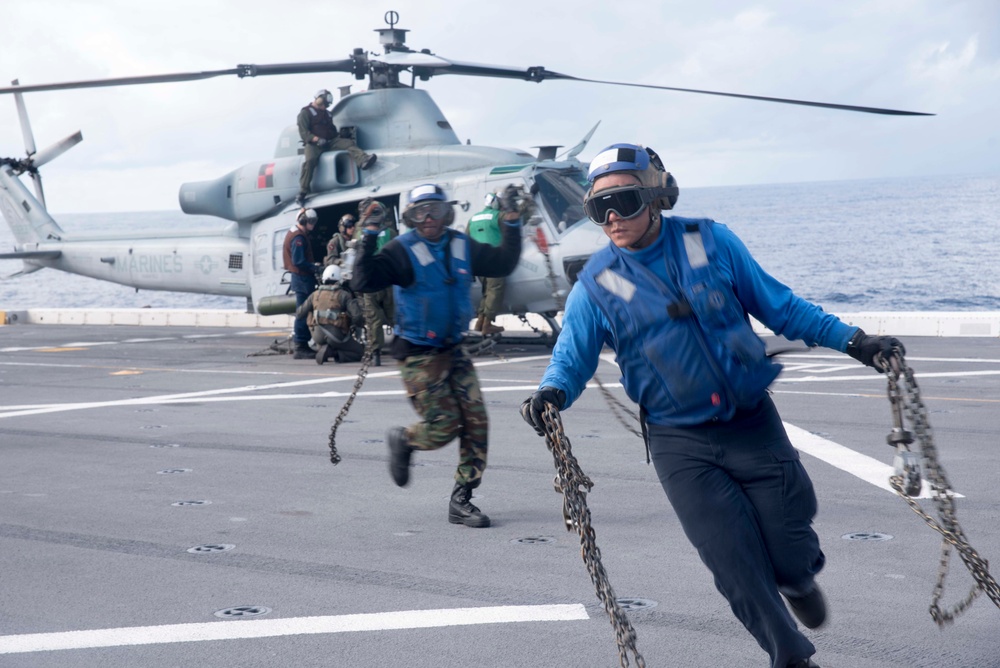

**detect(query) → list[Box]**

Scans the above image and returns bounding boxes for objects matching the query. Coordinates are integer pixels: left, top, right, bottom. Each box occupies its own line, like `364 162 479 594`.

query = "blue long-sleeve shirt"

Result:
539 216 857 415
290 231 314 276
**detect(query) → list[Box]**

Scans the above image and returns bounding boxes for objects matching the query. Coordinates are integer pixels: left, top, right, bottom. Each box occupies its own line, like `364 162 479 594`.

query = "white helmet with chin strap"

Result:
321 264 342 284
297 208 318 225
314 89 333 106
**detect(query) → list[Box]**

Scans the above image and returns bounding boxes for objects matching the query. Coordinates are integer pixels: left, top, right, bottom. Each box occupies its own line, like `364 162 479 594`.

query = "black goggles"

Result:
584 186 657 225
403 200 451 224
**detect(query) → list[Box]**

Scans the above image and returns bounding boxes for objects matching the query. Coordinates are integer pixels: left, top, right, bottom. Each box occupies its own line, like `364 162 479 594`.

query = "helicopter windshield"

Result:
533 168 587 236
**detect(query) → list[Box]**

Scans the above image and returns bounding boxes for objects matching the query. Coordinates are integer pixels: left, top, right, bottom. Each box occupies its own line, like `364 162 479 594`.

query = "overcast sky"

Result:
2 0 998 214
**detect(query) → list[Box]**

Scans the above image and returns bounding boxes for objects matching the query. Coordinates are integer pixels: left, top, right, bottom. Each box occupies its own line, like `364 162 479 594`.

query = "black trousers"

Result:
647 395 822 668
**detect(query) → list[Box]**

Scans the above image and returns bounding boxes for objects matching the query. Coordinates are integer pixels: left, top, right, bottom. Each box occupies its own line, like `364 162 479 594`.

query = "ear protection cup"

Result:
645 147 679 210
660 172 679 210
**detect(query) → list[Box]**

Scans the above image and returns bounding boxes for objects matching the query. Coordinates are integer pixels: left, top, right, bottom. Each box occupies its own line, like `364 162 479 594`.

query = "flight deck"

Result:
1 324 999 667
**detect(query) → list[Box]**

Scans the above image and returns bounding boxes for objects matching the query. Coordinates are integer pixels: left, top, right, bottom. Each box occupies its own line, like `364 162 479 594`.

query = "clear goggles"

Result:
403 200 451 224
584 186 656 225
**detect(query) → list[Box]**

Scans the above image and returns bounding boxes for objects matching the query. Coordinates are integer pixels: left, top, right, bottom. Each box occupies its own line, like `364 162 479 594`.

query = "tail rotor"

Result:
6 79 83 209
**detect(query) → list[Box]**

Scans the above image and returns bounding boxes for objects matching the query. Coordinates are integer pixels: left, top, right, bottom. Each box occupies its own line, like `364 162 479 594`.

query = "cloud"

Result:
0 0 997 213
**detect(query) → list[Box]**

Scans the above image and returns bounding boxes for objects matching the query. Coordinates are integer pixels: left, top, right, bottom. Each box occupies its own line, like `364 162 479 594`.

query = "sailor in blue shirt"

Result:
520 143 903 668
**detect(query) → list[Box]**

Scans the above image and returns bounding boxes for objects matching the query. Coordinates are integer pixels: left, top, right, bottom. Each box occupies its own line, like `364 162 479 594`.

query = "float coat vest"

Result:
282 227 314 275
302 105 337 140
467 208 502 247
577 216 781 426
393 230 474 348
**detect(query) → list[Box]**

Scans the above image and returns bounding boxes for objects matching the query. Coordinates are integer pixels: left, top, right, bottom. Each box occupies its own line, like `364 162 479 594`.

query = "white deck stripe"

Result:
0 604 589 654
783 422 953 498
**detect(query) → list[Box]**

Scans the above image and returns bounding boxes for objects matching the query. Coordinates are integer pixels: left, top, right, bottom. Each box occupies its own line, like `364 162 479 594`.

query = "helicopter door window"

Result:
252 233 268 275
272 229 287 271
533 168 588 236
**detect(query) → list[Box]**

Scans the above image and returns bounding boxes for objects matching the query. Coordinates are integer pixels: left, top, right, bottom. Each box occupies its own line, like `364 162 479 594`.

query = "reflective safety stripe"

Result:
450 236 466 262
683 230 708 269
596 268 636 303
410 242 435 267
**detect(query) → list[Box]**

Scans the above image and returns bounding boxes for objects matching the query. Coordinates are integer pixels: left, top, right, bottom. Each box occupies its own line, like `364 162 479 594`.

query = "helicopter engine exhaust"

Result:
179 151 360 223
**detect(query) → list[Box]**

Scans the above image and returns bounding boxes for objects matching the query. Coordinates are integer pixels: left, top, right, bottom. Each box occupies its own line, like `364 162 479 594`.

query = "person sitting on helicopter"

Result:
466 191 507 335
296 89 376 206
325 214 357 266
351 183 522 528
283 207 321 359
296 264 365 365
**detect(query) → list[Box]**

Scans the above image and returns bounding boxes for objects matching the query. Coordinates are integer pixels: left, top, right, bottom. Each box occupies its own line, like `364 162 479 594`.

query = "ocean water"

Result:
1 173 997 312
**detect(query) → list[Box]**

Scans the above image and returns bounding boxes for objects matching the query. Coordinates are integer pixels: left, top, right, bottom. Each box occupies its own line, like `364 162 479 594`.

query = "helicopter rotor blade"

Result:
32 130 83 169
0 60 357 96
0 69 243 95
29 172 45 208
374 51 450 68
234 60 357 77
11 80 37 156
425 60 934 117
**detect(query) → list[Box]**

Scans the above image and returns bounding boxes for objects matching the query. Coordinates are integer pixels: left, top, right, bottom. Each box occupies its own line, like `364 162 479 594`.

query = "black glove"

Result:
499 184 521 214
359 200 386 229
846 329 905 372
519 386 566 436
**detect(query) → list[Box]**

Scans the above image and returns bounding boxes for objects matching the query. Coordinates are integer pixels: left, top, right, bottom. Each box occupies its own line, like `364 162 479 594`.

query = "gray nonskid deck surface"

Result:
1 325 998 667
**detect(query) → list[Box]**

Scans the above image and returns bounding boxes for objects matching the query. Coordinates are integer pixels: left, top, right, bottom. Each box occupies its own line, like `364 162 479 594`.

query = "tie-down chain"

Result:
878 350 1000 625
540 403 646 668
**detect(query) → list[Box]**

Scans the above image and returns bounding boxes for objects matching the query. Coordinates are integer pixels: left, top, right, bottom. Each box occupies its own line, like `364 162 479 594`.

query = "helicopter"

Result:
0 12 931 338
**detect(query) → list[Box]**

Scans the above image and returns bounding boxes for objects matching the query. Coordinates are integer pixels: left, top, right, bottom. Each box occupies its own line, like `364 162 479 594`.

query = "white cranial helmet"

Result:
321 264 342 284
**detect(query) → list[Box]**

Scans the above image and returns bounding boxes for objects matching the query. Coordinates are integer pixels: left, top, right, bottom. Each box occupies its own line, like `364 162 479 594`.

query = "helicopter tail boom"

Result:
0 165 65 247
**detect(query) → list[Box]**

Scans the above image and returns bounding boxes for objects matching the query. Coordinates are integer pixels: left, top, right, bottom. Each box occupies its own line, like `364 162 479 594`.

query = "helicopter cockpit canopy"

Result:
532 167 588 236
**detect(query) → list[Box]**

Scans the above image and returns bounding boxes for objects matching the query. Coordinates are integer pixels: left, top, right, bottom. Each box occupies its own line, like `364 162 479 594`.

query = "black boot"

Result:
448 483 490 528
373 349 382 367
784 583 827 629
293 346 313 359
787 659 821 668
315 344 329 365
386 427 412 487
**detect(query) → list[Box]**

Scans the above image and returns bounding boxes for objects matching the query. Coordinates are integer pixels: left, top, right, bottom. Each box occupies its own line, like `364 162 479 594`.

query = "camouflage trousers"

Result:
477 276 506 321
398 346 488 488
363 288 394 349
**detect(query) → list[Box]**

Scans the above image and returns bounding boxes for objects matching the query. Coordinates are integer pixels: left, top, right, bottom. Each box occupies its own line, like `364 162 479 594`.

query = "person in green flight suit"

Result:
466 192 506 335
296 89 376 206
352 198 396 366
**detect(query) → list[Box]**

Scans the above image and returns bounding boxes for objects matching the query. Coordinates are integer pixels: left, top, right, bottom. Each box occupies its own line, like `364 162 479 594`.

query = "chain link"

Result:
246 334 295 357
880 352 1000 624
464 334 504 359
540 403 646 667
326 343 374 465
